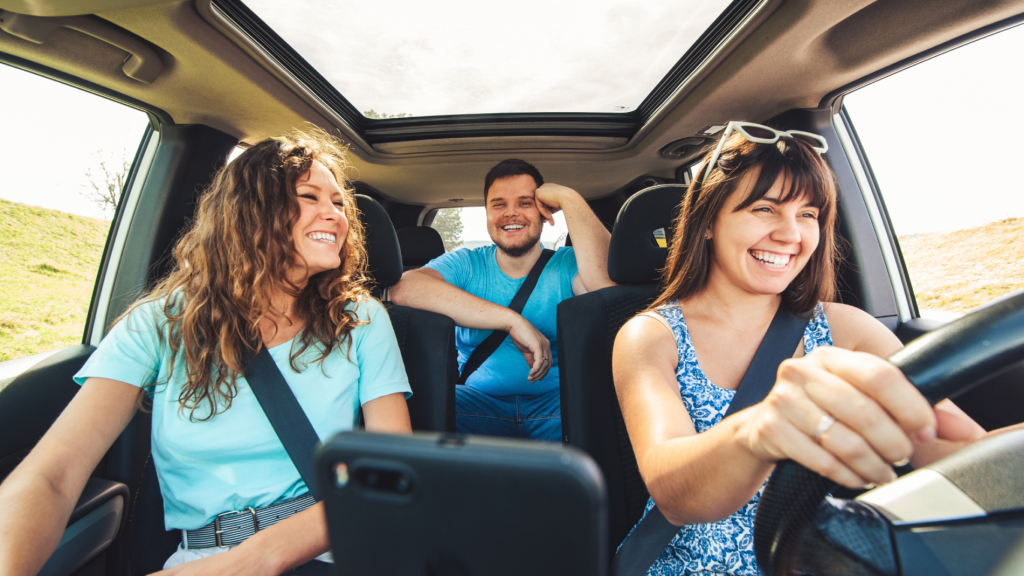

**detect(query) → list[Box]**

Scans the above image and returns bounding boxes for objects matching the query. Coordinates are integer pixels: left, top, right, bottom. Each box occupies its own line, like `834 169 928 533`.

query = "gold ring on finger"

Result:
813 415 836 444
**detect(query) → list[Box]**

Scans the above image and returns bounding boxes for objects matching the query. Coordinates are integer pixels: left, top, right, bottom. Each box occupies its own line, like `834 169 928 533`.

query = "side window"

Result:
0 64 150 365
430 206 569 252
841 25 1024 321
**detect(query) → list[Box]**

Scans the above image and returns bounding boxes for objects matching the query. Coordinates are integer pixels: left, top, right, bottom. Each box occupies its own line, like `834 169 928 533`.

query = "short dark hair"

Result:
483 159 544 201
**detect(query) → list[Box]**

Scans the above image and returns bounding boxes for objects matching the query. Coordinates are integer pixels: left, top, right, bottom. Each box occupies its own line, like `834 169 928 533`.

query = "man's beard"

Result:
493 225 542 258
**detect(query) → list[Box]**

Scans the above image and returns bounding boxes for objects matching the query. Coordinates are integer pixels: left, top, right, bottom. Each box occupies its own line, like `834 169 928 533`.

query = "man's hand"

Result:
534 183 578 226
507 315 553 382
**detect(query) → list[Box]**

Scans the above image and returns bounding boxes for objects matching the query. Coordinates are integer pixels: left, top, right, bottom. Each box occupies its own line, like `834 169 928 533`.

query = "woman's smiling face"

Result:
707 169 821 296
290 160 349 281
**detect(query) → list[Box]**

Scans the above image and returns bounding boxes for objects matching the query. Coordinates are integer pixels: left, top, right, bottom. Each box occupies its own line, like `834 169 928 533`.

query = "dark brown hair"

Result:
650 130 838 315
120 128 370 420
483 159 544 201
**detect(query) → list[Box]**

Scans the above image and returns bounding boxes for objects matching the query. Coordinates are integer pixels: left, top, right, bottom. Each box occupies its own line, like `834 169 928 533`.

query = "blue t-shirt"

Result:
74 296 411 531
423 245 578 396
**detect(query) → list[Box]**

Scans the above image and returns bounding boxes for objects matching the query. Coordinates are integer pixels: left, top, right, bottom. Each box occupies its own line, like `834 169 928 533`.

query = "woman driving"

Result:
612 122 991 575
0 130 412 575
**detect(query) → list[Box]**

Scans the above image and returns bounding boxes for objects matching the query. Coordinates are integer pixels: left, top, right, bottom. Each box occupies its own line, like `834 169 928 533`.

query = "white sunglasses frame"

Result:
700 121 829 183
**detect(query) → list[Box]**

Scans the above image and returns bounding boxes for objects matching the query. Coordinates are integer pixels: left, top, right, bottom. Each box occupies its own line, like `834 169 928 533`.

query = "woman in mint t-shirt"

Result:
0 130 413 575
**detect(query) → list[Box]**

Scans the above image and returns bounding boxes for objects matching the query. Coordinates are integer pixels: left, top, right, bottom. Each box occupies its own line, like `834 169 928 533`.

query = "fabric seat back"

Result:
357 195 457 432
557 184 686 556
396 226 446 270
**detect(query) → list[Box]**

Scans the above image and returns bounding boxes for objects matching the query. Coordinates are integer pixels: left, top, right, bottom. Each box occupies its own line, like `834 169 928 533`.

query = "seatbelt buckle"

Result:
214 506 258 547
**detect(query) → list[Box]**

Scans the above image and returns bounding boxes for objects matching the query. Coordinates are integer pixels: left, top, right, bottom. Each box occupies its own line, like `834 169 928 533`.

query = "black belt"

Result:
182 493 317 549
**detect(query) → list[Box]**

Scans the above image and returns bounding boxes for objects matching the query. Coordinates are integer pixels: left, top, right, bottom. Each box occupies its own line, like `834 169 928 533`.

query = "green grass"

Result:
0 199 111 361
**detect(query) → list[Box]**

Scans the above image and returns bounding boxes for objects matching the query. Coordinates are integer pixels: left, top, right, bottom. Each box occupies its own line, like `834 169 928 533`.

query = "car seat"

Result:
557 184 686 557
396 226 446 270
356 195 457 433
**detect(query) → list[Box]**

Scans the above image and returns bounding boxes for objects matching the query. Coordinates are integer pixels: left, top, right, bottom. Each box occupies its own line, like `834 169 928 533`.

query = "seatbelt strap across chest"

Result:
458 248 555 385
245 347 323 501
610 303 809 576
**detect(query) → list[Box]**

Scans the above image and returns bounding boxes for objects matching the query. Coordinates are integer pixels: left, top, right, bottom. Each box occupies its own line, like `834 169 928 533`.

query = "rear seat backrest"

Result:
396 226 446 270
356 195 457 432
556 184 687 558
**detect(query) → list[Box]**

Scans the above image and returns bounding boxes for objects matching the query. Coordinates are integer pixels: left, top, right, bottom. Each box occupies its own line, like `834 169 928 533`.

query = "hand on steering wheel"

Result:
743 347 938 489
753 289 1024 576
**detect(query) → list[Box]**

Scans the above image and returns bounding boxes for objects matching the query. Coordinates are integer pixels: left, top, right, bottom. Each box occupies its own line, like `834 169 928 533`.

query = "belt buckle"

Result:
213 506 258 547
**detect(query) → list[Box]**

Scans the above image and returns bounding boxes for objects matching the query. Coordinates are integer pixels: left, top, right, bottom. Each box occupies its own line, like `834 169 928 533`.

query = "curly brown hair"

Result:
651 129 838 315
121 128 370 420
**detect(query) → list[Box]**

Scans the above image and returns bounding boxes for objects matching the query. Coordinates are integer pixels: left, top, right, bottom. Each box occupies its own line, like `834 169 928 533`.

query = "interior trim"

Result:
858 469 987 523
374 135 630 155
197 0 369 149
821 14 1024 110
0 51 171 126
636 0 776 124
623 0 783 152
87 128 159 345
833 110 914 321
365 119 635 142
0 10 163 83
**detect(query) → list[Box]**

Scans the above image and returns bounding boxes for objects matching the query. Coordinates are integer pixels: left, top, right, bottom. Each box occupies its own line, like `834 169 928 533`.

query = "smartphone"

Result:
316 431 608 576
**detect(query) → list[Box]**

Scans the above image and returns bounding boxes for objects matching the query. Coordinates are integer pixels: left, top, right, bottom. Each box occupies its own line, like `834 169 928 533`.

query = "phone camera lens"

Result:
395 475 411 493
366 471 379 487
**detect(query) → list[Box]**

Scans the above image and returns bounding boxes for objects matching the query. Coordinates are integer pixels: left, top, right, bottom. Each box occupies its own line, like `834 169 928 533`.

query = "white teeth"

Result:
752 251 789 269
503 224 525 231
308 232 336 244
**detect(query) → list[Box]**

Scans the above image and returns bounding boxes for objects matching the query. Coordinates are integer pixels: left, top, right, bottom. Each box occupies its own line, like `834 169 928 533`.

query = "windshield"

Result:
241 0 736 118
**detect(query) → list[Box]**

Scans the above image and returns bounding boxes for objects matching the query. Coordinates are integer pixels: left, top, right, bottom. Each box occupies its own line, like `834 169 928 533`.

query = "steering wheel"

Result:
753 290 1024 576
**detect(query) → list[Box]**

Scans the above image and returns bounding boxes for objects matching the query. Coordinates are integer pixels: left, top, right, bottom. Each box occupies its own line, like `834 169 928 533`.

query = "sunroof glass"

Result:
241 0 737 119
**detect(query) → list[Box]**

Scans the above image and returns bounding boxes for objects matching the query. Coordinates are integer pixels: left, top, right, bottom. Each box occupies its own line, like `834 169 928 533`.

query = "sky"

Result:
1 14 1022 242
243 0 731 116
0 69 149 220
843 25 1024 235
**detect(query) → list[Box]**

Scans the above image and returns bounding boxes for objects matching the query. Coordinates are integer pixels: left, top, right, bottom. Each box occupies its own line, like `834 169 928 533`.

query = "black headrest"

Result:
355 195 403 288
608 184 687 285
396 226 446 268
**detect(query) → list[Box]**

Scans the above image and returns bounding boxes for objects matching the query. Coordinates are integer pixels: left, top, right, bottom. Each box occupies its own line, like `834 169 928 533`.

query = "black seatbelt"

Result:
610 303 808 576
458 249 555 385
245 347 323 501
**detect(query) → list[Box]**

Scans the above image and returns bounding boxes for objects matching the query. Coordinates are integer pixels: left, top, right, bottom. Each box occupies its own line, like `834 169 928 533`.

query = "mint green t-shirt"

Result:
74 296 411 530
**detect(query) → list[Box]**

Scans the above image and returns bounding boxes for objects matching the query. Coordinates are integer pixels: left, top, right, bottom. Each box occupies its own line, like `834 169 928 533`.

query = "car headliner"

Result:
1 0 1022 209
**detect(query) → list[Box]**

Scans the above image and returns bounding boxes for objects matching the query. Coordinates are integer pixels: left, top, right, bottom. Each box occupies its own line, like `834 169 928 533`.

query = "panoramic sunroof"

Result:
240 0 737 119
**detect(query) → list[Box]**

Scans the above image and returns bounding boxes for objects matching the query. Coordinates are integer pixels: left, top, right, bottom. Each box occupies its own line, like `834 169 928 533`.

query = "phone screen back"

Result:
317 432 608 576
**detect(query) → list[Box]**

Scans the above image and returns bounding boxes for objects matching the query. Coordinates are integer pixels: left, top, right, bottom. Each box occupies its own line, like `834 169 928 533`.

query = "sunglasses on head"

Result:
700 121 828 183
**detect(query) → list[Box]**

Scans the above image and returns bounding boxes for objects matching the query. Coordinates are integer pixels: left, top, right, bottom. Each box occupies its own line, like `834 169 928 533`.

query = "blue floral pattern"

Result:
624 301 832 576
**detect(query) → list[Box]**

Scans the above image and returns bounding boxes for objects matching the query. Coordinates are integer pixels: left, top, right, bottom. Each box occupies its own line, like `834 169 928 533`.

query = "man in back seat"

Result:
390 159 614 440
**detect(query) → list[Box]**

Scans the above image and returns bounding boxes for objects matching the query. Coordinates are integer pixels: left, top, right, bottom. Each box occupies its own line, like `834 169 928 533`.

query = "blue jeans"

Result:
455 386 562 442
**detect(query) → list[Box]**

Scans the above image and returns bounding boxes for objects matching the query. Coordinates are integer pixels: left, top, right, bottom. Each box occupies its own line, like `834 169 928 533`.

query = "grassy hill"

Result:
900 217 1024 316
0 199 110 361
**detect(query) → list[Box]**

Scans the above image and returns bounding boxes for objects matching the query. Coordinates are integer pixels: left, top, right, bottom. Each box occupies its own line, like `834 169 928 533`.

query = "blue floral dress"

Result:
624 301 833 576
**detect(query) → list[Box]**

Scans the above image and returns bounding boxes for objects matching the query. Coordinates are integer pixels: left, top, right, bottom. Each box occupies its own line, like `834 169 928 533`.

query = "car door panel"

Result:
0 345 94 481
897 317 949 343
38 478 130 576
